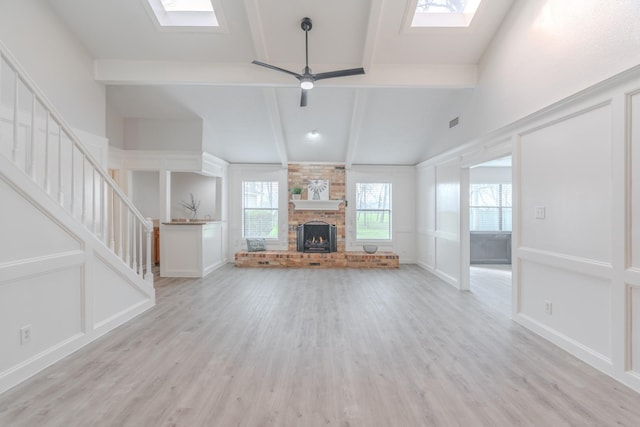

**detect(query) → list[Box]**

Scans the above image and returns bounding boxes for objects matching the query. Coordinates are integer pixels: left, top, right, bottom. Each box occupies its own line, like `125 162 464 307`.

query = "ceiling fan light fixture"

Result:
251 17 365 106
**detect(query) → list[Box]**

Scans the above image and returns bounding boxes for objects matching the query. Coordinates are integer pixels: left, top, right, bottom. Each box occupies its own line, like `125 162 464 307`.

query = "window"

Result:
356 183 392 240
146 0 220 28
411 0 482 27
469 183 512 231
243 181 278 238
160 0 213 12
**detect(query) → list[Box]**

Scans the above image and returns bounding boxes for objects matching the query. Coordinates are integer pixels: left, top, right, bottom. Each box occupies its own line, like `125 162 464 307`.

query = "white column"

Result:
159 170 172 223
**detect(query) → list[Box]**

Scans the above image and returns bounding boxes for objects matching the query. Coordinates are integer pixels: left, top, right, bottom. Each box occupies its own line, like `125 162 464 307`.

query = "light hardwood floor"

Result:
470 264 512 317
1 265 640 426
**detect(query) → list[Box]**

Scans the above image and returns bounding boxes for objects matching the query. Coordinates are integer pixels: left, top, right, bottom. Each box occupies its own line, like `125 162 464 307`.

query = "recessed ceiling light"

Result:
306 130 321 141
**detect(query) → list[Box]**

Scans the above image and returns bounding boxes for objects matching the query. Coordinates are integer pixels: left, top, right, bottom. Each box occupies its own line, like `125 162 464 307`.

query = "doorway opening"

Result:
467 155 512 317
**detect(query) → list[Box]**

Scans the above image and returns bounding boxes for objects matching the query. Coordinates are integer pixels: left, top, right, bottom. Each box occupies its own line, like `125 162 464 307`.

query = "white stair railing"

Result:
0 42 153 283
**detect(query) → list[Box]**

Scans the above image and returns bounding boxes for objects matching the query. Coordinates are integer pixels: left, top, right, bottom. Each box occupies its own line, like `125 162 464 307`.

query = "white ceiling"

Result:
46 0 514 166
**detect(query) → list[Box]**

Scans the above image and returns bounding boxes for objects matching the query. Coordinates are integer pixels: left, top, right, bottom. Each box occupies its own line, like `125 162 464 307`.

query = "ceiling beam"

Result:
243 0 269 62
94 60 477 88
344 89 368 169
262 88 289 168
361 0 384 73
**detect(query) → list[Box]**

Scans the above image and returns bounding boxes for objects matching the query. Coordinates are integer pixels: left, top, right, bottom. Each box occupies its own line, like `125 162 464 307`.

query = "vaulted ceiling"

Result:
46 0 514 166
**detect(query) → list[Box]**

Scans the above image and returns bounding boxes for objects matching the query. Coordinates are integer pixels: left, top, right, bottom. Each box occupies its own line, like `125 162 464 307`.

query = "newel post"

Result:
145 218 154 282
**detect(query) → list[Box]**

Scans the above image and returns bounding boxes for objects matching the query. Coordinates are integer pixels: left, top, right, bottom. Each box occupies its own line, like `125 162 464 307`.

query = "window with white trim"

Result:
355 183 392 240
242 181 278 238
469 183 512 231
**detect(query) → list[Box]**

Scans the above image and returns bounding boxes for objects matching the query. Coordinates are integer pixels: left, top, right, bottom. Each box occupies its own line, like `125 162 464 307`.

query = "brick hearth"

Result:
235 251 399 269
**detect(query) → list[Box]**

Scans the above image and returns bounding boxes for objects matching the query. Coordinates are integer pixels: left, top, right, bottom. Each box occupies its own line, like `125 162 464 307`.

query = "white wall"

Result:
423 0 640 159
416 165 435 269
0 0 105 136
415 160 462 286
106 104 125 149
415 0 640 393
418 69 640 394
509 78 640 382
170 172 217 220
132 171 160 219
123 119 203 151
346 166 415 262
519 107 611 262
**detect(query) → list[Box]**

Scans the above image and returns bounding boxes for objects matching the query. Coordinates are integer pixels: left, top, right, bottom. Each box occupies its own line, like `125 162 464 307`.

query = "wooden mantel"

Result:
291 199 344 211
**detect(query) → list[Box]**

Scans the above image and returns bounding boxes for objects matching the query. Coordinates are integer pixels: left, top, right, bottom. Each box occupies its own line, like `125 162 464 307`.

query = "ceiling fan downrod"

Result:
302 17 312 74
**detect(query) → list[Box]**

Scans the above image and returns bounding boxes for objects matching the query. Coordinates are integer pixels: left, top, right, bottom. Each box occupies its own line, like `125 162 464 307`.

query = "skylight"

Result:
160 0 213 12
146 0 219 28
411 0 482 27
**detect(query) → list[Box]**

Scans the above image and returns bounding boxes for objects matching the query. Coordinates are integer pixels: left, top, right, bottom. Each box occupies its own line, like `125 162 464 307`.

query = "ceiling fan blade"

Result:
251 61 302 79
314 67 365 81
300 89 308 107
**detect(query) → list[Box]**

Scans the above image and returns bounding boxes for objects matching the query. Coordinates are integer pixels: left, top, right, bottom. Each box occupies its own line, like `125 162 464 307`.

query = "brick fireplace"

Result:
234 163 398 269
287 164 345 252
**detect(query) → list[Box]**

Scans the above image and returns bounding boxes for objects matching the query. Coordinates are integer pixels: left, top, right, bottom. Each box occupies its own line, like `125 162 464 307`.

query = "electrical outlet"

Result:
20 325 32 344
535 206 546 219
544 301 553 315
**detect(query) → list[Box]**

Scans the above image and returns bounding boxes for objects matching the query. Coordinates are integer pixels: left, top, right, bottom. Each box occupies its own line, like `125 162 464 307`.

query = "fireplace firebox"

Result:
297 221 337 253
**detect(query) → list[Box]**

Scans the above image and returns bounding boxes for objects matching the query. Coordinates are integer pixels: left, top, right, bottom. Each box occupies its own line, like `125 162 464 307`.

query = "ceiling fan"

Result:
252 17 365 107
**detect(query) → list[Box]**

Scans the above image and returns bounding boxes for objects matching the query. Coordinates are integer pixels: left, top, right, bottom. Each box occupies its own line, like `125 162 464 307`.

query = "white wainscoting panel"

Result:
519 258 612 360
435 162 460 236
0 266 83 373
415 166 436 269
0 179 80 262
161 225 201 277
631 92 640 269
434 162 460 286
631 285 640 375
435 236 460 285
93 255 150 328
519 104 612 264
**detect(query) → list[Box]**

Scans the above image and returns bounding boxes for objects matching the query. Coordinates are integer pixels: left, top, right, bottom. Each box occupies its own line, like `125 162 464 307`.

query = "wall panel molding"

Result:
518 247 613 279
0 251 84 284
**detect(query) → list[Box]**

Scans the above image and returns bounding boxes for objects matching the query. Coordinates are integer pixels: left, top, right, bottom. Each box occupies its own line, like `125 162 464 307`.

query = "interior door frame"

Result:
459 146 512 292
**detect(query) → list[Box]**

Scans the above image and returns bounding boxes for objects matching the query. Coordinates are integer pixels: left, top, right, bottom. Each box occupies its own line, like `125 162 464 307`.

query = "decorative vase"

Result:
363 245 378 254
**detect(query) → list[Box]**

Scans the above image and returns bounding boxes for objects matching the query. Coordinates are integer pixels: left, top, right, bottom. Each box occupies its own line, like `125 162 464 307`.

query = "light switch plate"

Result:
535 206 546 219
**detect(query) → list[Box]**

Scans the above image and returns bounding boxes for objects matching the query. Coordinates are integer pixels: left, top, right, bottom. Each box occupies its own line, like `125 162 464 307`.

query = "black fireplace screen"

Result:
297 221 337 253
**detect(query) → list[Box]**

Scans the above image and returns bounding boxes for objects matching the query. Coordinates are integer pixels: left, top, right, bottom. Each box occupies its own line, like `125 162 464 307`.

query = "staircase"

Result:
0 41 155 394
